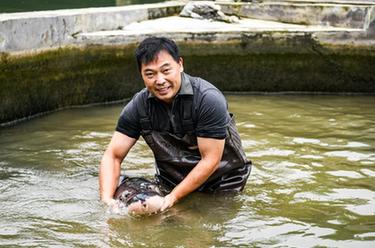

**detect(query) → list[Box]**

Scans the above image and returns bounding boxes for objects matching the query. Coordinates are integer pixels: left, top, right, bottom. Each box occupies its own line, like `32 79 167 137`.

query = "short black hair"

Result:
135 37 180 72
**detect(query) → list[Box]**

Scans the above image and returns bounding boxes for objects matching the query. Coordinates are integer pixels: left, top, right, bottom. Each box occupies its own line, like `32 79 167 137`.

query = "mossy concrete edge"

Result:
1 41 374 127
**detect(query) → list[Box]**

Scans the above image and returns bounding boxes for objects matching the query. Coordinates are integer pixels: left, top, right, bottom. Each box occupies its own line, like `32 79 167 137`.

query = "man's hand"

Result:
101 198 121 214
160 193 178 212
102 198 117 206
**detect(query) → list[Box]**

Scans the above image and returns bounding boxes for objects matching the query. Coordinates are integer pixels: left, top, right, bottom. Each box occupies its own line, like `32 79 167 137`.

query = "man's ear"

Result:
179 57 184 72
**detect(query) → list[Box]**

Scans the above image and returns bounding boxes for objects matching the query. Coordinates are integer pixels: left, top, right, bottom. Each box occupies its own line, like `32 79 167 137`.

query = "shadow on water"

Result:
1 95 375 247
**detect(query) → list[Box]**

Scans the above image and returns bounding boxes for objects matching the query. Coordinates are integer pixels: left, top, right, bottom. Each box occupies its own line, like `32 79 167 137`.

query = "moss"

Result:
0 52 10 63
184 53 375 93
0 45 143 124
1 42 375 126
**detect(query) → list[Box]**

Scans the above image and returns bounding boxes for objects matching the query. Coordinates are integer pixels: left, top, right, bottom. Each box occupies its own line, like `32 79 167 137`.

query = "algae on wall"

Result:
184 53 375 93
1 41 375 126
0 46 143 125
179 39 375 94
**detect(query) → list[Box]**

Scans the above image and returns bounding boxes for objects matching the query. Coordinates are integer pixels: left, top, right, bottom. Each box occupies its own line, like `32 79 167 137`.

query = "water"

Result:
0 95 374 247
0 0 164 13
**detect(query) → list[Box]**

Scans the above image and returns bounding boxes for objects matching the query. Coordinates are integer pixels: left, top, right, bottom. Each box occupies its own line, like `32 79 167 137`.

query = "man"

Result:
99 37 251 212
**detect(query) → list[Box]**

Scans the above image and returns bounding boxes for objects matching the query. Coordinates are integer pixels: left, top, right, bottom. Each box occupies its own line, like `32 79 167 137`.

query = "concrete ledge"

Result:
219 1 375 29
1 1 375 54
76 16 374 53
0 1 184 53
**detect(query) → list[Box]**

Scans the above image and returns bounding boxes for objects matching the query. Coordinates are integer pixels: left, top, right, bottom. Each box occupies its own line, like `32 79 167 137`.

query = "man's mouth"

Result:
157 86 171 95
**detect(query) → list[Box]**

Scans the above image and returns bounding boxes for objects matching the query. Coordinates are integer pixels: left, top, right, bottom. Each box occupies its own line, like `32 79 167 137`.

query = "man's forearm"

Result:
98 132 137 204
160 137 225 211
99 153 121 203
170 157 219 202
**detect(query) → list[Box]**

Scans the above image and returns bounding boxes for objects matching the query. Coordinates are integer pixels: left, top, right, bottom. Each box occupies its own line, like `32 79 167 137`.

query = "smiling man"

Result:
99 37 251 212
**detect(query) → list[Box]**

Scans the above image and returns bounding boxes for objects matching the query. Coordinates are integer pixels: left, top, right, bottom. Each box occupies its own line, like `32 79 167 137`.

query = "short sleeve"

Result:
115 93 142 139
195 89 230 139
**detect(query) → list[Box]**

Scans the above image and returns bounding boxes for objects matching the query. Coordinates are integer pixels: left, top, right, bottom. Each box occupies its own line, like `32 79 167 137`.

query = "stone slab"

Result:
1 1 375 54
218 1 375 29
77 16 370 53
0 1 184 53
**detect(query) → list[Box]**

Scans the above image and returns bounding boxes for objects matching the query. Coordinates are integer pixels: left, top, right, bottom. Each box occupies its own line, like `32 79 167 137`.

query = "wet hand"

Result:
160 193 177 212
102 198 120 213
102 198 116 206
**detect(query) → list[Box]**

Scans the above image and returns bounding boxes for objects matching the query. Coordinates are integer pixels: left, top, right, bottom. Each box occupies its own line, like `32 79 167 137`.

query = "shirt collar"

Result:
178 72 194 96
147 72 193 99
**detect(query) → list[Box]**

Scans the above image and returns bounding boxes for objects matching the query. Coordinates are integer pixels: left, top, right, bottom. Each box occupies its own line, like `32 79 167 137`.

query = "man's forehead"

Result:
141 51 176 70
141 61 171 72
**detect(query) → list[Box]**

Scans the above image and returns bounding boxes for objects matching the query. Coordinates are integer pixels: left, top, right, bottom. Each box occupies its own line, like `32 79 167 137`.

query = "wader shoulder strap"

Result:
180 96 194 133
137 95 195 134
136 97 152 134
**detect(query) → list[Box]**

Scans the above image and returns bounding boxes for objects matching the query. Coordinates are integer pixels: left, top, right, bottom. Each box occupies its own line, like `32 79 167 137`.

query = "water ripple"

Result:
324 151 373 162
247 148 295 157
326 170 364 179
1 95 375 246
293 188 375 216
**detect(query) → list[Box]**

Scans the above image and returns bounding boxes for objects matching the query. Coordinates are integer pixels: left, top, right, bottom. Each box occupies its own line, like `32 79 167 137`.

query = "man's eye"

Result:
163 69 170 74
145 73 153 78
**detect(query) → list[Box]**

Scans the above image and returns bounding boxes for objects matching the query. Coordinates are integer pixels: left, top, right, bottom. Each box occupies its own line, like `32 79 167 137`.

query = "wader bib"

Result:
138 95 251 192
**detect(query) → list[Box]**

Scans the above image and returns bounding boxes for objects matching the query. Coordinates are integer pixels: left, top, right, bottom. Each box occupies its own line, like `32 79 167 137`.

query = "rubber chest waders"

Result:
137 93 251 192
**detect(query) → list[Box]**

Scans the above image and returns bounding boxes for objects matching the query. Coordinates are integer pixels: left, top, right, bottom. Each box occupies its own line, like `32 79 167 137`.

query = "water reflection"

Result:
0 95 374 246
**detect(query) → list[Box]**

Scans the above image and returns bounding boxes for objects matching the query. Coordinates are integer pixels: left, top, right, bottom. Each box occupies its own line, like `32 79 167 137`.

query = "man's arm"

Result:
160 136 225 211
99 131 137 205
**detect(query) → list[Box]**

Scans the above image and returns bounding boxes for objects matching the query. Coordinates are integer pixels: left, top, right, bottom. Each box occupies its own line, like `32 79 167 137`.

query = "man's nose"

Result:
155 73 165 85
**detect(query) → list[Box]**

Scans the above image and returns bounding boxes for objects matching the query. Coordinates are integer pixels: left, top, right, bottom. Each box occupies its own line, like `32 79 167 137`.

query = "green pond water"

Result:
0 95 374 247
0 0 163 13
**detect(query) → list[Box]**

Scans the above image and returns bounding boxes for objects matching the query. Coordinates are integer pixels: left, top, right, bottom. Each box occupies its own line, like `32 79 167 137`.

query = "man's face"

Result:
141 50 184 104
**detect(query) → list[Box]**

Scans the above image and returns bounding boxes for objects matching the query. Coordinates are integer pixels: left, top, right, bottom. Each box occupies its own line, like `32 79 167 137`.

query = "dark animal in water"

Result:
114 177 165 216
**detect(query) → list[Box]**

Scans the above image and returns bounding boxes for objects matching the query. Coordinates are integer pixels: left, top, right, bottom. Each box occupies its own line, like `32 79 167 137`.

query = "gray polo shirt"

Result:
116 73 230 139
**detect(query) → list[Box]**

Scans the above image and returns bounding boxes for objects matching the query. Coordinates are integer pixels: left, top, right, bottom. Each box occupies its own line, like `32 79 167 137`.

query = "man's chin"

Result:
154 89 177 102
155 95 173 104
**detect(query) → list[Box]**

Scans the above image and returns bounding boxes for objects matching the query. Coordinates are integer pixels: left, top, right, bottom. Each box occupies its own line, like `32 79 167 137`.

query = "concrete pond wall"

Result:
1 0 375 126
